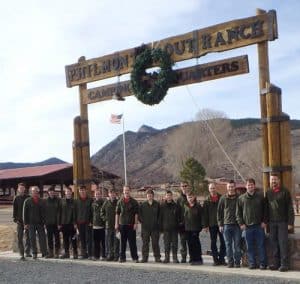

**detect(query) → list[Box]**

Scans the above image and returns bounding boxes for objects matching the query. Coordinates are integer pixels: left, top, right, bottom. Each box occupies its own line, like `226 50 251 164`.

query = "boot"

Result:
181 256 186 263
45 249 54 259
213 257 219 266
173 255 179 264
60 250 70 259
54 248 60 259
163 252 170 263
73 249 78 259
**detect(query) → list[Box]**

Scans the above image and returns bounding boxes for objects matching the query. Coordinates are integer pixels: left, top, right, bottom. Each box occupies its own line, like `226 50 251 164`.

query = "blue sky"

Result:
0 0 299 163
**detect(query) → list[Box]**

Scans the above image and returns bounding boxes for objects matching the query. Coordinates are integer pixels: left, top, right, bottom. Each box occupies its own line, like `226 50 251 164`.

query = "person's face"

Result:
108 191 116 200
79 188 87 198
123 187 130 198
147 193 154 202
95 190 101 200
187 195 195 204
165 193 172 202
31 187 39 198
227 183 236 195
65 188 72 199
209 184 217 196
270 175 280 189
48 190 55 198
246 182 255 194
18 185 25 195
180 183 190 194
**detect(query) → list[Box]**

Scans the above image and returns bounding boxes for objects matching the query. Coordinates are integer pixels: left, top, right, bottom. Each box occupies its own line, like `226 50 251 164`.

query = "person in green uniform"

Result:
23 186 47 259
183 193 203 265
139 189 161 263
115 186 139 263
92 189 106 260
74 185 93 259
44 186 61 258
236 178 267 270
203 182 226 266
265 173 294 272
59 186 78 259
176 182 190 263
13 182 31 260
101 189 119 261
217 180 241 268
160 190 180 263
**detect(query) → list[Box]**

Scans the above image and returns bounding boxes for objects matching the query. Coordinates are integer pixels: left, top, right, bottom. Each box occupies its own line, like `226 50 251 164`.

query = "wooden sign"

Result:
82 55 249 104
66 10 276 88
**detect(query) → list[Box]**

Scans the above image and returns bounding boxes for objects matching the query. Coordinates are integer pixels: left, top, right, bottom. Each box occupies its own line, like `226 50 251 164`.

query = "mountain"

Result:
0 157 67 170
91 119 300 187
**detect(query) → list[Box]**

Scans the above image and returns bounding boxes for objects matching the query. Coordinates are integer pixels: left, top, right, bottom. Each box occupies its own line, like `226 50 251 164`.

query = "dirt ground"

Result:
0 224 14 251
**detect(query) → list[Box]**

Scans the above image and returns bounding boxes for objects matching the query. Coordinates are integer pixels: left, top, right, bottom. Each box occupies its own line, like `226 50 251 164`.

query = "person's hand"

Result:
58 225 62 230
133 223 138 230
240 224 246 231
261 222 266 229
115 224 119 231
219 226 224 233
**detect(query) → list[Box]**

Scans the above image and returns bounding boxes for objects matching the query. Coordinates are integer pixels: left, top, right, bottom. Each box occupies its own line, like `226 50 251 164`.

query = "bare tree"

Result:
165 108 233 180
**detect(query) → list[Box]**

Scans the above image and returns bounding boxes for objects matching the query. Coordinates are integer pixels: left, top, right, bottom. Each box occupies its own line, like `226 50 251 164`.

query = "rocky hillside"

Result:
91 119 300 187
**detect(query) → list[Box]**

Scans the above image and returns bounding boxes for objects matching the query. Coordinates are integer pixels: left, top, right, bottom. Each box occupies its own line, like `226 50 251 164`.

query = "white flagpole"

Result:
122 115 128 186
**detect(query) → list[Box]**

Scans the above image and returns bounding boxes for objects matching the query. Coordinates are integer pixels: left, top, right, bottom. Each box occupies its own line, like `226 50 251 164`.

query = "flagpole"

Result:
122 115 128 186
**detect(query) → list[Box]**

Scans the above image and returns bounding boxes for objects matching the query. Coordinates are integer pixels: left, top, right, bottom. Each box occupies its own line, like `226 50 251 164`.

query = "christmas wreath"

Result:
130 46 176 105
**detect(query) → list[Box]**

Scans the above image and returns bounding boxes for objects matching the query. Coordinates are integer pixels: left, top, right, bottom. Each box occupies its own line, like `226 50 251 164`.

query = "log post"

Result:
280 113 293 194
78 56 92 196
257 8 270 193
73 116 83 199
265 83 281 172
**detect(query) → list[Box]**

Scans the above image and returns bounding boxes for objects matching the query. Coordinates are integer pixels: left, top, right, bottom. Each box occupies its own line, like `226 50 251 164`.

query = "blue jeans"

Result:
223 224 241 264
245 224 267 267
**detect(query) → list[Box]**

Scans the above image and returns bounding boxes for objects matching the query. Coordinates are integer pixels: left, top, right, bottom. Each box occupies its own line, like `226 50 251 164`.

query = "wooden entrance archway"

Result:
65 9 292 198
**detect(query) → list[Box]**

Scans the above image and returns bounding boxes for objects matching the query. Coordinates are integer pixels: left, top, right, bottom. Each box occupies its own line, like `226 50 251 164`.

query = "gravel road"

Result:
0 258 298 284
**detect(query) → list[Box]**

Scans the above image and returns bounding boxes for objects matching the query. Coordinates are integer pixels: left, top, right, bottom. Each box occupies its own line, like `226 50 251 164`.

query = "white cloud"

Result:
0 0 299 162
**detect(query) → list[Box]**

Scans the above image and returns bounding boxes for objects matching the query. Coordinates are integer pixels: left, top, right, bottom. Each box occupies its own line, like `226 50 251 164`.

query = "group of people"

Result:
13 172 294 272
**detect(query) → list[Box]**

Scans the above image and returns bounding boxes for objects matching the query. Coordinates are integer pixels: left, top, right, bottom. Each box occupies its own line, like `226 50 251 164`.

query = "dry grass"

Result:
0 224 14 251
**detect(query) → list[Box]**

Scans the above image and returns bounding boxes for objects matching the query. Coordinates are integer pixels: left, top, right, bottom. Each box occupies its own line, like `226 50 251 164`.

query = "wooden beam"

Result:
65 11 276 87
257 8 271 193
82 55 249 104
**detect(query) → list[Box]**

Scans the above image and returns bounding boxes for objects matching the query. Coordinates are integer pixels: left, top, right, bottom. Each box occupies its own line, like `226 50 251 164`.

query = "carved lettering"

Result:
174 40 185 55
201 34 212 49
214 32 226 47
251 20 264 38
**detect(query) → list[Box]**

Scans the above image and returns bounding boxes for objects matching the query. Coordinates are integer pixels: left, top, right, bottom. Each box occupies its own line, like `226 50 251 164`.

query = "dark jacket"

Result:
60 198 75 225
203 193 221 227
217 194 238 226
92 199 105 227
265 187 295 225
44 196 60 225
13 194 29 224
116 197 139 225
176 193 188 224
74 197 93 224
23 197 45 225
139 200 160 231
183 202 203 231
236 191 266 226
159 200 180 231
101 198 118 229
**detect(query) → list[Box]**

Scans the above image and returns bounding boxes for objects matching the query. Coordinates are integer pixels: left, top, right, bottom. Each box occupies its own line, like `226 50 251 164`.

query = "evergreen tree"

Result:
180 157 206 194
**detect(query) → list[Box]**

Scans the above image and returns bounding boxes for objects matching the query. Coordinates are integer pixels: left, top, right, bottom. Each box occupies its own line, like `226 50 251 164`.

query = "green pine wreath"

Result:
130 46 176 105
